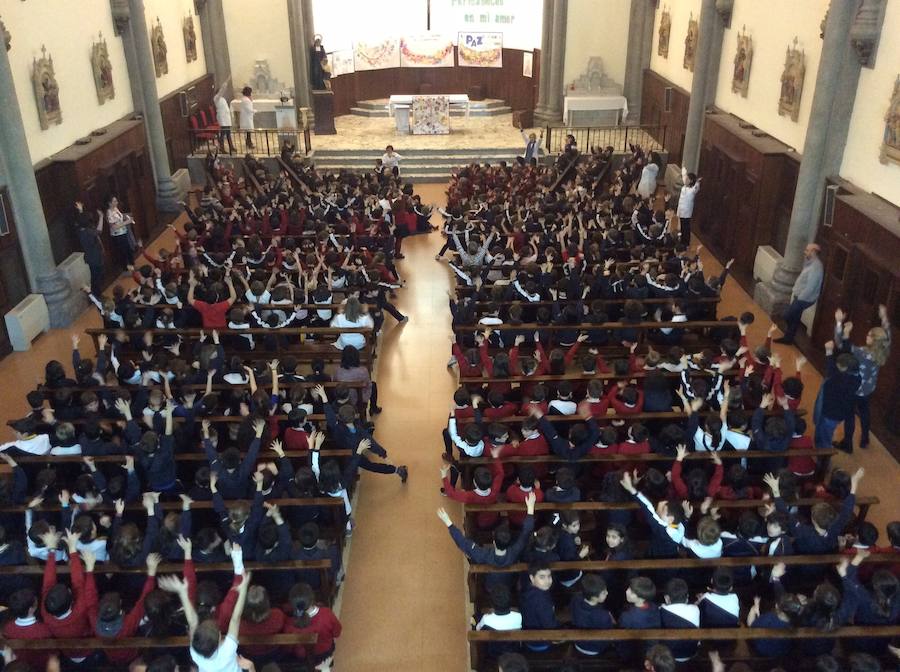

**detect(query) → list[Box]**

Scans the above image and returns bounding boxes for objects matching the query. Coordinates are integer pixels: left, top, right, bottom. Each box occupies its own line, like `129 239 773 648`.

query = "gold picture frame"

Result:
879 75 900 166
684 14 698 72
778 37 805 122
91 32 115 105
151 17 168 78
32 45 62 130
731 26 752 98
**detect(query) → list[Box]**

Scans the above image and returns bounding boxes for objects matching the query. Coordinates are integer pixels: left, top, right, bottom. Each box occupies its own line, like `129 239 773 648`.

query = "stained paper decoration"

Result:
400 34 455 68
353 39 400 71
458 32 503 68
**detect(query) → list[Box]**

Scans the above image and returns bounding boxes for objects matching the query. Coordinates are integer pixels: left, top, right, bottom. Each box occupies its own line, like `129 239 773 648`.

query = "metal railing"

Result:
190 127 311 157
545 123 667 155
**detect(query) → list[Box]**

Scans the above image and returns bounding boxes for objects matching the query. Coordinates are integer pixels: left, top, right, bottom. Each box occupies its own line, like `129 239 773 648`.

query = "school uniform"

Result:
698 592 740 627
520 586 558 651
659 602 700 661
570 597 613 655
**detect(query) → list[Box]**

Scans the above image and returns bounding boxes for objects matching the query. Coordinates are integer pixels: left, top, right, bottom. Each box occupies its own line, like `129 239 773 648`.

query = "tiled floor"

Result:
0 184 896 672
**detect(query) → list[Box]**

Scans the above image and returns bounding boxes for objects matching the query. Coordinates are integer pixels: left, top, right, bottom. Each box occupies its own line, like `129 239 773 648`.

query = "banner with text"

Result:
400 33 455 68
353 39 401 71
457 31 503 67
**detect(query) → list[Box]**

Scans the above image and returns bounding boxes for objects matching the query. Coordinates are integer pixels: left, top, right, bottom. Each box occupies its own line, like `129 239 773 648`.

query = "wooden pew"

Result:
5 632 316 649
467 626 900 672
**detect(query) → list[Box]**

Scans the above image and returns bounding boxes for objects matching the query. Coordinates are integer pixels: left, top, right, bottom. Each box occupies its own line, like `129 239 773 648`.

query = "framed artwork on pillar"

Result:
683 14 698 71
778 37 805 122
183 13 198 63
879 75 900 165
32 45 62 131
658 6 671 59
731 27 752 97
91 33 115 105
151 18 168 78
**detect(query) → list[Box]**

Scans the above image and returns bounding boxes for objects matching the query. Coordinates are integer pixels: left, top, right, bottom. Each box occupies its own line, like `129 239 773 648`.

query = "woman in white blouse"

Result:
381 145 402 176
331 297 374 350
239 86 255 149
106 195 136 266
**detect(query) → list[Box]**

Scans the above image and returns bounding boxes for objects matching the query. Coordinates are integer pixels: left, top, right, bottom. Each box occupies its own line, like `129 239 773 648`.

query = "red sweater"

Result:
517 432 550 478
443 460 503 529
282 605 342 659
89 575 156 664
483 402 518 420
505 485 543 526
3 617 53 668
240 608 288 656
452 343 483 378
606 385 644 414
787 434 816 476
671 460 724 499
42 554 98 659
284 426 311 453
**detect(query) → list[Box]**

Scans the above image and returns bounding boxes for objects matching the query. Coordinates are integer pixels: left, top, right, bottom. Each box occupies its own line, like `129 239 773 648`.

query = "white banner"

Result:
457 32 503 68
353 39 401 71
329 50 355 77
400 33 455 68
522 50 533 77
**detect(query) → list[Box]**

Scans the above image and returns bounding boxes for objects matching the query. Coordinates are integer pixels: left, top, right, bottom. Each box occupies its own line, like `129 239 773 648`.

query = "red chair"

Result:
189 114 218 151
198 109 220 132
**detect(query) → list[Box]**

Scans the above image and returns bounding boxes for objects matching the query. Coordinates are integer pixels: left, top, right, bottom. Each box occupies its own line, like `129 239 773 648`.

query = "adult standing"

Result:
833 304 891 451
518 123 544 163
637 152 661 200
74 201 104 295
239 86 255 150
213 76 235 154
382 145 402 177
105 195 137 268
310 35 327 90
676 166 701 245
774 243 823 345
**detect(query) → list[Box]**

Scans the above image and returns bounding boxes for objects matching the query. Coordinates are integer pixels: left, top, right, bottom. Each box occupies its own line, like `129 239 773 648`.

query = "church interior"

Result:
0 1 897 671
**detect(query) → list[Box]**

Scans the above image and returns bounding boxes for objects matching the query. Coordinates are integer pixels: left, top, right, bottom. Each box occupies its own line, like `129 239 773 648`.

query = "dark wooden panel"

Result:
641 69 690 166
36 119 158 282
0 187 29 357
694 112 797 290
328 48 538 117
160 72 215 170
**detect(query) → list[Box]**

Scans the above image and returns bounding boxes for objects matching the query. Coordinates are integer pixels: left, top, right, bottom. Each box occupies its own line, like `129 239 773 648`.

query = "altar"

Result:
230 98 291 128
388 94 469 134
563 94 629 126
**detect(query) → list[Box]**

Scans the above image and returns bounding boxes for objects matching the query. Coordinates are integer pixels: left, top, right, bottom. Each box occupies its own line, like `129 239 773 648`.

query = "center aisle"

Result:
337 184 469 672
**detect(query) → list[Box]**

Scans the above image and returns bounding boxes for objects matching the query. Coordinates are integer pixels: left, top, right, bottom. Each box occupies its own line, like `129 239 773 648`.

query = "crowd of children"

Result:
435 147 898 671
0 156 437 671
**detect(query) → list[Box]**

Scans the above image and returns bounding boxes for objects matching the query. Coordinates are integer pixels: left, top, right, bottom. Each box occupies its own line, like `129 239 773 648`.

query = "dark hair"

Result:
580 573 607 600
710 566 734 594
44 583 73 616
242 86 252 97
848 653 882 672
870 570 899 618
528 560 551 577
8 588 37 618
488 583 512 613
646 644 676 672
288 582 316 627
498 653 529 672
192 619 222 658
629 576 656 601
665 578 689 603
340 346 361 369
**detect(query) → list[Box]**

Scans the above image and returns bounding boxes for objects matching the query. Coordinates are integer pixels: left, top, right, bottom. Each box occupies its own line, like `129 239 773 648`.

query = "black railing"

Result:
544 124 667 155
189 127 311 158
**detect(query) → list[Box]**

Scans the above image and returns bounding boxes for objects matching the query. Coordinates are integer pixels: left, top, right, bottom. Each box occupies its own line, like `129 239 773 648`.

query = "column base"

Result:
35 270 80 328
534 109 562 125
156 177 181 213
753 262 800 317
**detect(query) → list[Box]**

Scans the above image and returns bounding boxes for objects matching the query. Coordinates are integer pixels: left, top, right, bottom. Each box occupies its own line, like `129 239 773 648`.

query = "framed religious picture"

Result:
183 13 198 63
778 38 805 122
32 45 62 130
880 75 900 166
731 27 752 97
91 33 115 105
151 18 168 77
657 6 671 59
683 14 698 71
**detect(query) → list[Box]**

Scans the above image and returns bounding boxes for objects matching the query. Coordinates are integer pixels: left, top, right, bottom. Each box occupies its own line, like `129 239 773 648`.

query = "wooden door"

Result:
0 188 34 356
811 237 852 346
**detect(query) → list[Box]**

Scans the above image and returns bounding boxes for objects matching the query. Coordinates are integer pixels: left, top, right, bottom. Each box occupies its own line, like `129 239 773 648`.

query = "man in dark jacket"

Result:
75 202 104 295
815 345 860 451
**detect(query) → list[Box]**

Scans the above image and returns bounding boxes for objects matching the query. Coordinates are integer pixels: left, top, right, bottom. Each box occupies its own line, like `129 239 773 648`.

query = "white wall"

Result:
223 0 293 94
712 0 827 152
839 0 900 207
144 0 208 98
648 0 700 92
4 0 134 164
564 0 630 88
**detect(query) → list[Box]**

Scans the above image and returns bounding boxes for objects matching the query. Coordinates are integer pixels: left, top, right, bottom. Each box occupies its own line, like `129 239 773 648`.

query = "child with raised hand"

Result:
620 470 686 559
159 568 252 672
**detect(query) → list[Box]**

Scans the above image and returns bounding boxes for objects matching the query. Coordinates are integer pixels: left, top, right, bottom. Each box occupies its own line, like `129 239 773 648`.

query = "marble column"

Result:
544 0 568 122
0 21 77 327
111 0 158 184
124 0 179 212
623 0 655 122
287 0 313 112
681 0 725 173
533 0 554 121
195 0 233 99
754 0 860 313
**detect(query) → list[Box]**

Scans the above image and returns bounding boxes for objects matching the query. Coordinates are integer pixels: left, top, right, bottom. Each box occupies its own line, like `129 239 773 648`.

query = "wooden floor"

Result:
0 183 897 672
